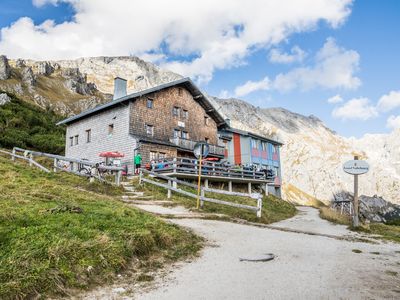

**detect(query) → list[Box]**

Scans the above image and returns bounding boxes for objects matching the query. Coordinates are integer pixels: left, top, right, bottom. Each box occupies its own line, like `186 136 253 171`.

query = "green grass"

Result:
134 177 297 224
0 157 202 299
319 207 400 243
319 207 351 225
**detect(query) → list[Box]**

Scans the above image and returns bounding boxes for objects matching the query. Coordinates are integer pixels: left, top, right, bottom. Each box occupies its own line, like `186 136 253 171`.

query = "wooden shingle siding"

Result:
129 86 218 145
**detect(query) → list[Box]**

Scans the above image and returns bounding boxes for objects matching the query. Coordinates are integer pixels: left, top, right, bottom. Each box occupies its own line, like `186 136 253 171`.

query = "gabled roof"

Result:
220 127 283 146
57 77 226 126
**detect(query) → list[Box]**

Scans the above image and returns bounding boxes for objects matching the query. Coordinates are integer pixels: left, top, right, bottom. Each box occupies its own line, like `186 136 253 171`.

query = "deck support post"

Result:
265 183 269 196
53 158 58 173
204 179 209 189
228 181 232 192
248 182 252 194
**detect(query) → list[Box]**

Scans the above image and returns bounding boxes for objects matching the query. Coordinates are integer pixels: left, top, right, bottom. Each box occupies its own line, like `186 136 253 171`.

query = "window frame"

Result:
145 124 154 136
69 136 74 147
146 98 154 109
172 106 180 117
108 124 114 136
86 129 91 143
74 135 79 145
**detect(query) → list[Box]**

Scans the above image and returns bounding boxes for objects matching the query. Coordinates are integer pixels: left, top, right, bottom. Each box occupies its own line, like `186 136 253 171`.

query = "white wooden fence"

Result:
140 169 263 217
1 147 125 186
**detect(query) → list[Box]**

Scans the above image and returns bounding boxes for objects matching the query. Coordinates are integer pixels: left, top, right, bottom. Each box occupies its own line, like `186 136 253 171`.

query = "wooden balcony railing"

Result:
170 137 225 156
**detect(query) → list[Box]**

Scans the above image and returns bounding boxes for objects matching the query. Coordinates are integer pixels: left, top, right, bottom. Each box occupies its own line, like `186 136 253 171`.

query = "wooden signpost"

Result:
194 142 209 209
343 156 370 227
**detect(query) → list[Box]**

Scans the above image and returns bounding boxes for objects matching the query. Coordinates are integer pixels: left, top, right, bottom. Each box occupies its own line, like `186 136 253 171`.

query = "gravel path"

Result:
80 207 400 300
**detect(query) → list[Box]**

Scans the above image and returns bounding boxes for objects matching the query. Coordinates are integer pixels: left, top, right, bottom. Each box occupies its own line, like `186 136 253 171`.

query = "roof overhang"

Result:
220 127 283 146
57 77 226 126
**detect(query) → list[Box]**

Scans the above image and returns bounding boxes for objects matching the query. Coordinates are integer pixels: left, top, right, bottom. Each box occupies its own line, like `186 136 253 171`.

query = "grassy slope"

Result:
134 178 297 224
0 157 202 299
319 207 400 243
0 92 65 154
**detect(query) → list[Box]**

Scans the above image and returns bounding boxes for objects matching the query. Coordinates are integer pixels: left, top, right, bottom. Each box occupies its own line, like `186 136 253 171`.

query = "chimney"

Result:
113 77 127 100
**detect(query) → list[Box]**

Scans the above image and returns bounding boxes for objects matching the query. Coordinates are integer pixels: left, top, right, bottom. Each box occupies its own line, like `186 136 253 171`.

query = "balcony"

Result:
170 136 225 156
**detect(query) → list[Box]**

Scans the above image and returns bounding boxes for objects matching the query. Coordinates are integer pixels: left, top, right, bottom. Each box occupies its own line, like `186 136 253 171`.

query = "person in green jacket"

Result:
134 153 142 175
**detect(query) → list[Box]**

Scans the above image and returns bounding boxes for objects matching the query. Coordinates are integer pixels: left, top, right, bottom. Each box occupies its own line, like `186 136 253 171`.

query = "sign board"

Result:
178 121 185 128
343 160 369 175
194 142 209 159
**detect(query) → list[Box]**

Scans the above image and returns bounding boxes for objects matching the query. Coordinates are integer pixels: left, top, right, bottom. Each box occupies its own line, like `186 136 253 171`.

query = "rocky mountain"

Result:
0 54 398 205
0 55 181 115
211 97 400 205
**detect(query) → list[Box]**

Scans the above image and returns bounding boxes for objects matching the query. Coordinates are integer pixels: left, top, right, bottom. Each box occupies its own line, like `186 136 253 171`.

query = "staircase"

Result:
120 181 173 205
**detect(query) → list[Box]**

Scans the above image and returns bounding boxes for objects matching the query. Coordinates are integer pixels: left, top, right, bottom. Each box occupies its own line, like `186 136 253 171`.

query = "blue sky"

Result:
0 0 399 137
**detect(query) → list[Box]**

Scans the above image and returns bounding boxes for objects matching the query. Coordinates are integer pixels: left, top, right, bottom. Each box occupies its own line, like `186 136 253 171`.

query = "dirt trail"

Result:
79 207 400 300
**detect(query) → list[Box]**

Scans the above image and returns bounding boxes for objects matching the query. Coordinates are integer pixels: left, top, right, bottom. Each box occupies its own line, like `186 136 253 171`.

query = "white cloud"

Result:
327 94 343 104
234 76 270 97
387 115 400 129
273 38 360 91
0 0 352 83
332 97 378 121
269 46 306 64
377 90 400 112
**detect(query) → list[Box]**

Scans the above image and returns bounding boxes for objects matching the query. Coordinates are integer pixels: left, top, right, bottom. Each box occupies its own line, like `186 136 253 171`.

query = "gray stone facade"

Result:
65 103 137 165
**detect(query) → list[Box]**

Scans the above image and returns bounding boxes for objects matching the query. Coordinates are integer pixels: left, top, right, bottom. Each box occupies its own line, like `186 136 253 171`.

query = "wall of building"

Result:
139 142 177 164
129 86 219 145
65 103 137 163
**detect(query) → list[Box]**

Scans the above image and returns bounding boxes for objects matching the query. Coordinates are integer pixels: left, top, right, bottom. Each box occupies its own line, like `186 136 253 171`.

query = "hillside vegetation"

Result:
0 156 202 299
0 92 65 154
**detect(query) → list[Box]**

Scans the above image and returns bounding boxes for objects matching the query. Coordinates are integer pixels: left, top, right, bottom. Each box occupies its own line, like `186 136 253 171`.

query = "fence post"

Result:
29 153 33 167
200 188 205 208
257 196 262 218
11 148 16 161
167 180 172 199
90 166 96 183
173 157 177 173
139 169 143 185
53 158 57 173
115 170 122 186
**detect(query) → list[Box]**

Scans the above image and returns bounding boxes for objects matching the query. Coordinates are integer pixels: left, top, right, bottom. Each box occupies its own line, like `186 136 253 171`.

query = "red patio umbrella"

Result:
98 151 125 158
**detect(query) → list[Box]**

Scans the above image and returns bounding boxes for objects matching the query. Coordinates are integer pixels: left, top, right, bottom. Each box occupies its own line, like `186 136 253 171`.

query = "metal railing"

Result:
140 169 263 217
169 137 225 156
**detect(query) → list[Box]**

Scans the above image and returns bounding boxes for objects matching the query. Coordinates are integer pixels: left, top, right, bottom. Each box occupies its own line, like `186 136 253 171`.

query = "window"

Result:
146 98 153 109
204 116 209 125
86 129 91 143
150 151 157 161
173 106 180 116
182 109 188 119
108 124 114 136
69 137 73 146
205 137 209 143
251 139 257 149
272 145 278 153
173 129 181 138
159 152 166 160
261 142 267 151
74 135 79 145
182 131 189 139
146 124 154 136
178 88 183 96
